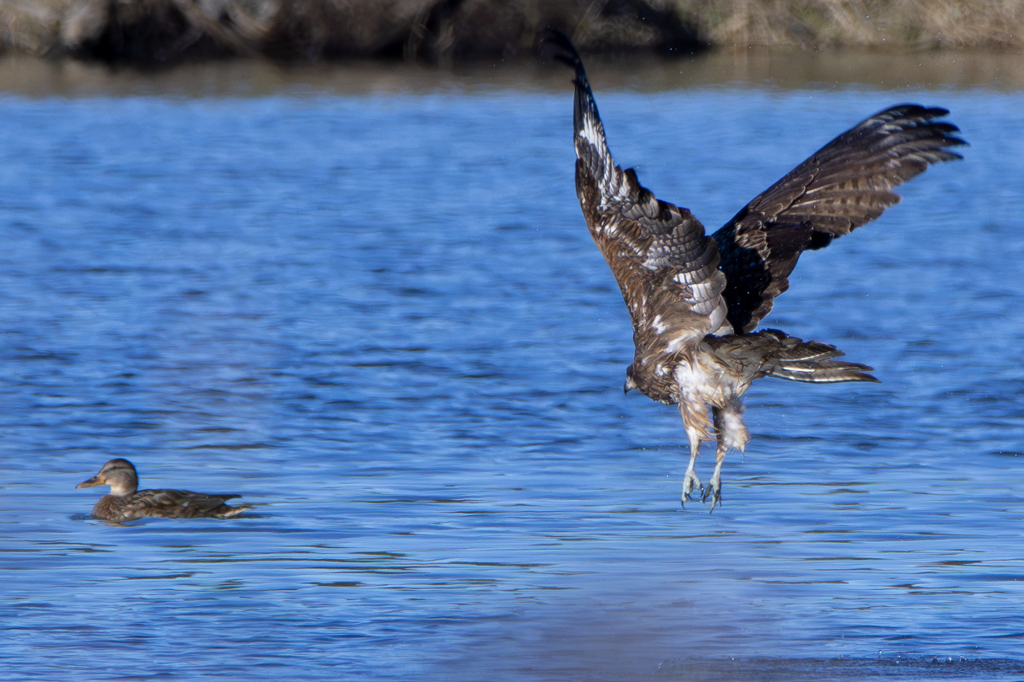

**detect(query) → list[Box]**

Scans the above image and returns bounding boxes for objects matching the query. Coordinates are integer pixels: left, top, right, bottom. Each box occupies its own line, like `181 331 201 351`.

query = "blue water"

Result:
0 61 1023 681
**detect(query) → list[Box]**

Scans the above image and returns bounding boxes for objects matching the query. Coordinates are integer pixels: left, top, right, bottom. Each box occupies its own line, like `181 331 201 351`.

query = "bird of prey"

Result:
542 29 965 510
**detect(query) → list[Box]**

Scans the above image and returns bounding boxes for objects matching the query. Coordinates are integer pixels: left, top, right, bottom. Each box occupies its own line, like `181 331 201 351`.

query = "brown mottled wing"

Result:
713 105 966 333
131 489 241 518
544 29 730 348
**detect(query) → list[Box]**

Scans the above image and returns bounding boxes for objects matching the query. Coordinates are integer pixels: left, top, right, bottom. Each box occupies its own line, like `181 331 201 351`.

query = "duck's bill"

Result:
76 475 102 488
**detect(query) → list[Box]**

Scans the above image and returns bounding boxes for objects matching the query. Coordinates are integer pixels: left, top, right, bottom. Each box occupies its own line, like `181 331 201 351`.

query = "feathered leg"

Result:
703 409 727 512
678 397 713 507
681 427 703 506
704 403 749 512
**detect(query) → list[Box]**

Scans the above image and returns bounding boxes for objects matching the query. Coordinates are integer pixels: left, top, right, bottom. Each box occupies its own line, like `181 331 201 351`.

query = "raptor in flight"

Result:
543 29 964 510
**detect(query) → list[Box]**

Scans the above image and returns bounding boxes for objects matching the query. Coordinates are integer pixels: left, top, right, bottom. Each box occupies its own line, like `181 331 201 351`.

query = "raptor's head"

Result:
624 364 638 394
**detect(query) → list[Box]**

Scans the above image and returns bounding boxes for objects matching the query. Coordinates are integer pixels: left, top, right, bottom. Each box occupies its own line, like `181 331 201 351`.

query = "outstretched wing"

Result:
713 105 966 333
544 29 731 351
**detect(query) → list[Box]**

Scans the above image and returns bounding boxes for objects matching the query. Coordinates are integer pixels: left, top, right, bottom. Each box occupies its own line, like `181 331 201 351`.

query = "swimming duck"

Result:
76 458 252 522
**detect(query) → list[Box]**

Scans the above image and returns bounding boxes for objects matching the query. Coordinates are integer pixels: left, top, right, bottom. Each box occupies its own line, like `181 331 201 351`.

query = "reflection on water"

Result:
2 49 1024 98
1 53 1023 680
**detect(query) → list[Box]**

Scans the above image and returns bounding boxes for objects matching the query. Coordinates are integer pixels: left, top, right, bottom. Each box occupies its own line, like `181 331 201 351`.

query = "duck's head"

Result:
77 458 139 496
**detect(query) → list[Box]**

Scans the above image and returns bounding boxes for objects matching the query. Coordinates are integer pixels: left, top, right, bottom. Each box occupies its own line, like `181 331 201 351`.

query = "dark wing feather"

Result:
713 105 966 333
543 29 731 348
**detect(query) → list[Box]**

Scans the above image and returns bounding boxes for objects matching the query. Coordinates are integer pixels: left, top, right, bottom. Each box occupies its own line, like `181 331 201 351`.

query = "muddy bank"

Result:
1 0 1022 65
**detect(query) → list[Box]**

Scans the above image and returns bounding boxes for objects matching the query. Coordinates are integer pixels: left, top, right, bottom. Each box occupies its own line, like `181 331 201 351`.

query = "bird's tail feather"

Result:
768 360 878 383
216 503 253 518
708 328 879 384
759 329 878 383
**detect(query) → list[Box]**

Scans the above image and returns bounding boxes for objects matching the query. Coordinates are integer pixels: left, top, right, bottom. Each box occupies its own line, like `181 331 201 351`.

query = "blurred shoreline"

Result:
1 0 1022 67
2 47 1023 97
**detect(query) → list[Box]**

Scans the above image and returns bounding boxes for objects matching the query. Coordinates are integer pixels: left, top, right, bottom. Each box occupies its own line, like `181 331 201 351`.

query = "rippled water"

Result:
1 55 1023 681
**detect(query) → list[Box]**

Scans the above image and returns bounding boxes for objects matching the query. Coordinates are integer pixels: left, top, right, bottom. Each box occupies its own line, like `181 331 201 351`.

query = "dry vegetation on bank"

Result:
0 0 1021 64
683 0 1024 50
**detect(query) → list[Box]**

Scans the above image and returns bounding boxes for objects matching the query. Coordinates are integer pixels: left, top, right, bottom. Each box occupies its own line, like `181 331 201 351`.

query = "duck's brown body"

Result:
77 458 251 522
89 488 248 522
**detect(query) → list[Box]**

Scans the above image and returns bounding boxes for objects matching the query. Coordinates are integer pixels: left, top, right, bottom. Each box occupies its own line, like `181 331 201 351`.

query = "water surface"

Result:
0 53 1022 681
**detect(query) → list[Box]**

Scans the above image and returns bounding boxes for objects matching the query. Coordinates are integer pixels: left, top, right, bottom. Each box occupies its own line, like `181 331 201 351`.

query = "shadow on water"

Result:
656 656 1024 681
1 49 1023 680
434 575 1024 680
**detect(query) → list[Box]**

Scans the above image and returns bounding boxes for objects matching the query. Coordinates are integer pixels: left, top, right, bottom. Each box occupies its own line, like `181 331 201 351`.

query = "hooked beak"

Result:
624 377 637 395
76 474 103 489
